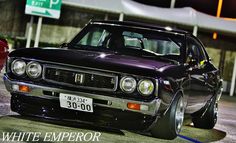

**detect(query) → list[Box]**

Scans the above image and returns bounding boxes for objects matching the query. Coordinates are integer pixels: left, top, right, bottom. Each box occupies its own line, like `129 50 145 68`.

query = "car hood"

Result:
9 48 173 77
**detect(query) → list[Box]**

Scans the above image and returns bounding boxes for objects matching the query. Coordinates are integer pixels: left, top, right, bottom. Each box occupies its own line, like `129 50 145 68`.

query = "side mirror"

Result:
59 43 68 48
184 58 198 72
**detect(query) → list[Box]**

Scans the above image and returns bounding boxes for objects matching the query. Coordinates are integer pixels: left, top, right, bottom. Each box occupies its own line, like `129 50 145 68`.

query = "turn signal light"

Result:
127 102 149 111
19 85 30 92
127 103 140 110
12 84 30 93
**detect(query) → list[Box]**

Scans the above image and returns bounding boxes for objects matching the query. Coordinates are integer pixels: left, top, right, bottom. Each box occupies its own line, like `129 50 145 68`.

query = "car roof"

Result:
90 20 189 35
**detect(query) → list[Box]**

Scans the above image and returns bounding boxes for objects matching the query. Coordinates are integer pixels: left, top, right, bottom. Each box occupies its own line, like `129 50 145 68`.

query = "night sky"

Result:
133 0 236 18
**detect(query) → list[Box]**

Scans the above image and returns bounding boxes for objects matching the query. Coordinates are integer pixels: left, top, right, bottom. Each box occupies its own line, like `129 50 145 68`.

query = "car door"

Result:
185 36 214 113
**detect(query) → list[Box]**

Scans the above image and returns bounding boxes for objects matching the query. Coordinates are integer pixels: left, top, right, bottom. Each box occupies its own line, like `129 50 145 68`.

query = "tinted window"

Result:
79 27 110 47
72 24 185 61
186 37 207 63
124 33 180 55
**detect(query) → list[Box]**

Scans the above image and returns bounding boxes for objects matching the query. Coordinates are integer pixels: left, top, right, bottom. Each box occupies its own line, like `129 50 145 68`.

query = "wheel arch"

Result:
163 89 185 116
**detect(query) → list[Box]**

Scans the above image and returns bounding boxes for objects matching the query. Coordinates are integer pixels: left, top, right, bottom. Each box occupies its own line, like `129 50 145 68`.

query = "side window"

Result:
186 37 207 64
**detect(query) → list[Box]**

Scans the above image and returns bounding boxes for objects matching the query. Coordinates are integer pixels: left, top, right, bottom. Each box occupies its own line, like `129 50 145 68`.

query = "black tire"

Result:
192 97 218 129
150 95 184 140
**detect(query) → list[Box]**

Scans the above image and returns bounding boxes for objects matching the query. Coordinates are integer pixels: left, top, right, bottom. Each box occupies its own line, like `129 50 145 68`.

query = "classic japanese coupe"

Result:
4 21 222 139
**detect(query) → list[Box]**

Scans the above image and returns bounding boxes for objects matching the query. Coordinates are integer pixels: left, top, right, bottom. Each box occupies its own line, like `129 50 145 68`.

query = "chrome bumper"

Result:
3 75 161 116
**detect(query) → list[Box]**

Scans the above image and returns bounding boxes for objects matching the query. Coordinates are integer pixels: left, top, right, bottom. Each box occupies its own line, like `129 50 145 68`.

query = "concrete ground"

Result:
0 72 235 143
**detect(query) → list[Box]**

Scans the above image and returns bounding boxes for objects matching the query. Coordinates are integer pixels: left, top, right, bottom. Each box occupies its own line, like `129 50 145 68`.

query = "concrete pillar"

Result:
34 17 43 47
26 16 34 48
219 49 226 76
230 57 236 96
170 0 176 8
193 25 198 36
119 13 124 21
104 14 108 20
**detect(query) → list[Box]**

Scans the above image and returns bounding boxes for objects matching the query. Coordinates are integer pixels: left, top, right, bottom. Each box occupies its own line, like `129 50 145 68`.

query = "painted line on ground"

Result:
178 135 202 143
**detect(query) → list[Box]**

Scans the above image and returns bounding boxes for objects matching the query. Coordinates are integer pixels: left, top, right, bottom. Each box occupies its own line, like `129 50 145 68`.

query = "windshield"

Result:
71 24 185 61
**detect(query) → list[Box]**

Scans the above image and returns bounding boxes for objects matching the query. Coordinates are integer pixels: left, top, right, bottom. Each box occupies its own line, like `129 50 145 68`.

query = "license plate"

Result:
59 93 93 113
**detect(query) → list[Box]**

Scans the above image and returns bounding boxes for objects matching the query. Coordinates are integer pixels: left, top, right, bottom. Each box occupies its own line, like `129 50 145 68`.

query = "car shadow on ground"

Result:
0 115 227 143
180 125 226 142
13 115 226 142
9 115 125 136
0 127 54 143
130 124 226 143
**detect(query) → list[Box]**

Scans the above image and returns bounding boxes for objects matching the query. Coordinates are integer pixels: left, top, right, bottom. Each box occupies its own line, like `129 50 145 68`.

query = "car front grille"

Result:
43 65 118 92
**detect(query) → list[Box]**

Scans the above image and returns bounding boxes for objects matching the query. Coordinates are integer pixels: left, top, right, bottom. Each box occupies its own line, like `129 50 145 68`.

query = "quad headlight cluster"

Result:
11 59 42 78
120 76 155 96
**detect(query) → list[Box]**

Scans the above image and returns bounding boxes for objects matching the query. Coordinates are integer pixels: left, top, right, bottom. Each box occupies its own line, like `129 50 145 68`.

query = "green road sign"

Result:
25 0 62 19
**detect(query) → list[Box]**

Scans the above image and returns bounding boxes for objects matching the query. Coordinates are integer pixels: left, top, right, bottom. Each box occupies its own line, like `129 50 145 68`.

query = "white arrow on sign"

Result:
25 5 60 19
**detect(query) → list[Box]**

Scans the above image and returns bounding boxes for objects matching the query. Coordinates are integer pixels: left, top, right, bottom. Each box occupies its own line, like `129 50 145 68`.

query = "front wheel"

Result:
150 95 184 140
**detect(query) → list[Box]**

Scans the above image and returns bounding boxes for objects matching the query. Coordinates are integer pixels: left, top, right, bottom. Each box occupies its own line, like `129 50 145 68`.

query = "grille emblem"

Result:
75 73 85 84
91 74 94 81
111 77 115 84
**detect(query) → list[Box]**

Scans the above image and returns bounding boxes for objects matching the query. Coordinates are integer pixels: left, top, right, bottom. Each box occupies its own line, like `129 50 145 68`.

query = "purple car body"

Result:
4 21 222 139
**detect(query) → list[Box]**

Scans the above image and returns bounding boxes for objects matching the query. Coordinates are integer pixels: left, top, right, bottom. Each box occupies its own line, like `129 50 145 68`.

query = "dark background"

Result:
134 0 236 18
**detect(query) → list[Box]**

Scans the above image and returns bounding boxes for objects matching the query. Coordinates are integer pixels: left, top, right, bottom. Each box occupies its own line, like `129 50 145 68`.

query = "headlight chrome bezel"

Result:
26 61 42 78
138 79 155 96
120 76 137 93
11 59 27 76
10 59 42 79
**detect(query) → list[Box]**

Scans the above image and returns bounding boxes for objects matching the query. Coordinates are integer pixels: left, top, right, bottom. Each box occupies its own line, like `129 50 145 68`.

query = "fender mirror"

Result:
184 58 198 72
188 59 198 67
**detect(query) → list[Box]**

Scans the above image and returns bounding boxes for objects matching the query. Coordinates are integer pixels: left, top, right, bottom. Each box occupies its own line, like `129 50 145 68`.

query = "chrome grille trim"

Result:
42 64 118 92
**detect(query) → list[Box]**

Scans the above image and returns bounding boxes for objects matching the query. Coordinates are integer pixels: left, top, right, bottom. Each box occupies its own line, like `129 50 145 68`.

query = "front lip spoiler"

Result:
3 75 161 116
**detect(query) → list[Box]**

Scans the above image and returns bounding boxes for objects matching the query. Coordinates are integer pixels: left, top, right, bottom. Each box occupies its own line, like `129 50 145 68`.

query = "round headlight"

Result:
26 61 42 78
120 76 137 93
11 60 26 76
138 79 154 96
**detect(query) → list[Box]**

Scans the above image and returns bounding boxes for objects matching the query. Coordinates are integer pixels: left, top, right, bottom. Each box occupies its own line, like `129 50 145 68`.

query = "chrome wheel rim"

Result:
175 97 184 133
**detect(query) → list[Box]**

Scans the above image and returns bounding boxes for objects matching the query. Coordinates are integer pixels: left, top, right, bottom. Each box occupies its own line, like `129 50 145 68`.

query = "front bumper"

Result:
4 75 161 129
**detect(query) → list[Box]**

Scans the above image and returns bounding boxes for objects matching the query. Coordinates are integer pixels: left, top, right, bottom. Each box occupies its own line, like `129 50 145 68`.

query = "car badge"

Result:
75 73 85 84
91 74 94 81
111 77 115 84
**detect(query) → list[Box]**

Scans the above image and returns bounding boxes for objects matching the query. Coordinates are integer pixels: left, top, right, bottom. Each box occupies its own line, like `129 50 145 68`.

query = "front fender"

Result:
158 89 185 116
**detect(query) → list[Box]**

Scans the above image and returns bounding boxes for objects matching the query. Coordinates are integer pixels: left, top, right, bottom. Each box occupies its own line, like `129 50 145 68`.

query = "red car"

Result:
0 38 9 70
